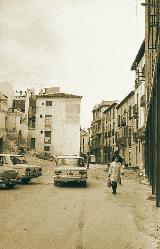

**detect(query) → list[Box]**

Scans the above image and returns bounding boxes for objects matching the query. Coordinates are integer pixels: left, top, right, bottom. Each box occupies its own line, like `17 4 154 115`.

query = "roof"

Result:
93 100 115 111
131 40 145 70
116 91 135 109
36 92 82 98
103 102 118 113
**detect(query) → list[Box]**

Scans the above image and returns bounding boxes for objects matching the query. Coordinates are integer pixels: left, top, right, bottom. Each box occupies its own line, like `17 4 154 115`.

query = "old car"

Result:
0 154 42 184
0 165 18 189
53 155 87 187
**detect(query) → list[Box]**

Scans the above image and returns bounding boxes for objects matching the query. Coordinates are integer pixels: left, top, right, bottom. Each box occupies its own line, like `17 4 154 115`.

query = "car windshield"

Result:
57 158 84 167
10 156 28 165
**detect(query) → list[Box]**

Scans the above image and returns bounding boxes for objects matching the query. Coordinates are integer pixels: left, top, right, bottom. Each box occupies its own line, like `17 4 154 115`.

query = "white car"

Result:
0 154 42 184
53 155 87 187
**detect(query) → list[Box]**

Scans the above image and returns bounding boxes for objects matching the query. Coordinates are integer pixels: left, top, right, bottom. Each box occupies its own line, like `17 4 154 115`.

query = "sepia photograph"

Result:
0 0 160 248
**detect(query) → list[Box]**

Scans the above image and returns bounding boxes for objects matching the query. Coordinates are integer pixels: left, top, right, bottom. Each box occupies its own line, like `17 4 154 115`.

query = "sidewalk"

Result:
89 165 160 249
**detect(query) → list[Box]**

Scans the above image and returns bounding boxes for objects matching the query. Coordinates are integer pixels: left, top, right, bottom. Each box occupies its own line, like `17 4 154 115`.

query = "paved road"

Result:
0 159 157 249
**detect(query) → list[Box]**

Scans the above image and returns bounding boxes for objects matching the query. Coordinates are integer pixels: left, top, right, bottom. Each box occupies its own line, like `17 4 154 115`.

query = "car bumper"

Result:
0 178 17 184
53 175 87 182
21 172 42 178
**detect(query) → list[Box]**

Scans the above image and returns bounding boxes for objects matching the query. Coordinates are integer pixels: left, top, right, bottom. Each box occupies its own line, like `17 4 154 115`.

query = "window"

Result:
44 131 51 144
0 156 7 166
41 131 43 134
44 146 50 151
45 115 52 127
139 141 141 152
40 115 42 118
31 138 35 149
46 101 52 106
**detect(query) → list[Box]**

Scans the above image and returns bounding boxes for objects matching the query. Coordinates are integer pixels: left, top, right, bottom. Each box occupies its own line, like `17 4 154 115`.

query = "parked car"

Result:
53 155 87 187
0 165 18 189
0 154 42 184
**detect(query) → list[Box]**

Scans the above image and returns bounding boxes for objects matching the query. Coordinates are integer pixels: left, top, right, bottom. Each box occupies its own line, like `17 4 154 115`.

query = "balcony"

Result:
140 95 145 107
128 137 131 146
133 133 138 143
133 104 138 114
133 104 138 118
104 132 108 138
135 79 140 89
95 128 102 135
137 127 145 140
138 71 145 82
121 118 126 127
108 130 111 138
115 132 119 143
116 137 126 147
111 129 115 136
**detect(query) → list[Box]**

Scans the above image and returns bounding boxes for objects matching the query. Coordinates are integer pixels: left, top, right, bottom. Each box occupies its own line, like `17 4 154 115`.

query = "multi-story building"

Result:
103 102 118 163
142 1 160 206
90 100 114 163
80 128 89 157
131 40 145 170
116 91 135 166
30 87 82 156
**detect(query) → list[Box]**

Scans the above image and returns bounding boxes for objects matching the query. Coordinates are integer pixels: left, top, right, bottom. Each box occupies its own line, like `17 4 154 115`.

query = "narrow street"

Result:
0 157 160 249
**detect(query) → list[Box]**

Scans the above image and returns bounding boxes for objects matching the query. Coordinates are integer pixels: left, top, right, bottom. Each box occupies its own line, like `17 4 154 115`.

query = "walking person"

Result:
108 156 122 194
112 151 123 185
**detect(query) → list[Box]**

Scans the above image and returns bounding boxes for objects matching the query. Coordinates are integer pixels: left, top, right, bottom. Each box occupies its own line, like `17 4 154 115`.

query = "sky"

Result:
0 0 145 128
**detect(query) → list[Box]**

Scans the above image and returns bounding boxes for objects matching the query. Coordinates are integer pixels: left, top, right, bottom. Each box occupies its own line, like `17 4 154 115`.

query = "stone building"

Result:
116 91 135 166
90 100 114 163
29 87 82 157
131 40 145 170
103 102 118 163
80 128 90 157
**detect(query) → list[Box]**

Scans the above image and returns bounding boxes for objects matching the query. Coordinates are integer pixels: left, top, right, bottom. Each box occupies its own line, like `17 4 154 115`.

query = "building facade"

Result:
116 91 135 167
80 128 90 157
131 40 145 170
90 100 114 163
29 88 82 157
103 102 118 163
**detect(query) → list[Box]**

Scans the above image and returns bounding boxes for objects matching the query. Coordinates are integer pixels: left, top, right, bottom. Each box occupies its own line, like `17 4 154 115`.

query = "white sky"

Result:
0 0 145 128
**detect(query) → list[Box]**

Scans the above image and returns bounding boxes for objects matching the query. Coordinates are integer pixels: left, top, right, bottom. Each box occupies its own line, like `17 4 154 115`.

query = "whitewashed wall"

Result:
35 97 81 156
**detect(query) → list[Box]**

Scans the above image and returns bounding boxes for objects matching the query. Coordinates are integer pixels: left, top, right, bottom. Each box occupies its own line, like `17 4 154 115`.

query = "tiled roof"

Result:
103 102 118 113
36 92 82 98
116 91 135 109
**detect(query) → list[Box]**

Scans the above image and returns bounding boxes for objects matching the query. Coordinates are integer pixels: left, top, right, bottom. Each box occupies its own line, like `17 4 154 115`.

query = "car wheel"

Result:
81 181 86 187
5 183 16 189
21 178 31 184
